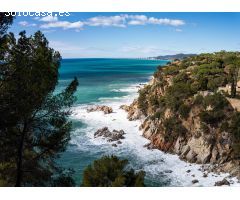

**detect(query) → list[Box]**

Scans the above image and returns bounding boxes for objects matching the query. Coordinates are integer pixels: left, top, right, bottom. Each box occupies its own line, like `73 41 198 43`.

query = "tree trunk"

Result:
15 124 26 187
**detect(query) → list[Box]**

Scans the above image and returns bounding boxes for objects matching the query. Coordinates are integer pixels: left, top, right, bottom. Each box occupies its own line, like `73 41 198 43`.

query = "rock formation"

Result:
87 105 113 114
94 127 126 146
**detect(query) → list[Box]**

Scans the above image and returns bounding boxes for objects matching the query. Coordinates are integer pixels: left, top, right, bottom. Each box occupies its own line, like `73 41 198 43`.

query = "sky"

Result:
8 12 240 58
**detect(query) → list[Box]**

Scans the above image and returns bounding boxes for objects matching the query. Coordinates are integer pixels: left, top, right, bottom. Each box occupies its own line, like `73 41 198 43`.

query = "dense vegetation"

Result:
81 155 145 187
138 51 240 155
0 13 79 186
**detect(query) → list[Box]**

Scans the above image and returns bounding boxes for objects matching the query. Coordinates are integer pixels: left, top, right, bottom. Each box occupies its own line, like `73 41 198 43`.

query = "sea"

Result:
57 58 239 187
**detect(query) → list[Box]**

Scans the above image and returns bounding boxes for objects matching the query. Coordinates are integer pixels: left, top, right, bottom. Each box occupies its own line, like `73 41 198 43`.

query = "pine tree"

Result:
0 18 78 186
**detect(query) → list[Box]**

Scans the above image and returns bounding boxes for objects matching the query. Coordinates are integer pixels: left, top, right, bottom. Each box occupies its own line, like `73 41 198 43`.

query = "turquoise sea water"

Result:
58 58 168 186
58 58 166 104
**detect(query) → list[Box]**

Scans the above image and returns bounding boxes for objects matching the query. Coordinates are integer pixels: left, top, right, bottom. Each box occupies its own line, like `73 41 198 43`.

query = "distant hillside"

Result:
150 53 197 60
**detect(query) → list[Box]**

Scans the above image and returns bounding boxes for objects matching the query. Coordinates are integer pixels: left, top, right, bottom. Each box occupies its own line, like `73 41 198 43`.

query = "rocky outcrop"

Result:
87 105 113 114
124 56 240 180
94 127 125 145
120 105 131 112
124 100 145 121
214 178 230 186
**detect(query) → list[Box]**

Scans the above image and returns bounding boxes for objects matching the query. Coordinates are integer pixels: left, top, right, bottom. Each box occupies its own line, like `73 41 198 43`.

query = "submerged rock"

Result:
87 105 113 114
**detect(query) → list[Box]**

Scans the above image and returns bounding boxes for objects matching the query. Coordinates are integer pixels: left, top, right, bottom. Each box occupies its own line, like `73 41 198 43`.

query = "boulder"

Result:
214 178 230 186
187 136 212 164
94 127 126 142
120 105 130 112
164 170 173 173
192 179 199 184
186 149 198 163
87 105 113 114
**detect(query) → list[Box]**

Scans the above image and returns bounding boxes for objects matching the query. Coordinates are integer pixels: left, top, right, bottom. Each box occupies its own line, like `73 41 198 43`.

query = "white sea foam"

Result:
70 83 240 186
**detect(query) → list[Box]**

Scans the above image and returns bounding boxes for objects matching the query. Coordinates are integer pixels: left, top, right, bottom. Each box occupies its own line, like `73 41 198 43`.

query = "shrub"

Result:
81 155 145 187
165 82 195 112
229 112 240 157
203 92 229 110
179 104 191 119
163 65 179 75
138 86 150 115
173 72 189 84
163 116 187 142
194 94 204 105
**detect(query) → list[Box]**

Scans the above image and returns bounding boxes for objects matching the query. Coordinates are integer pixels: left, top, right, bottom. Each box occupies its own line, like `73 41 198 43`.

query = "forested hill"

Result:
125 51 240 179
150 53 197 60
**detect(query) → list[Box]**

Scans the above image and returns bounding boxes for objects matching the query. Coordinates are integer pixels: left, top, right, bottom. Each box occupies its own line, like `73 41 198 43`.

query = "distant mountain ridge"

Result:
150 53 197 60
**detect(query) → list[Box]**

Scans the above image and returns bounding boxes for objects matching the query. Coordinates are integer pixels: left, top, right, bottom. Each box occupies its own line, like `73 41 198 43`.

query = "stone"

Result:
192 179 199 184
214 178 230 186
186 149 198 163
203 173 208 178
164 170 173 173
186 170 191 173
187 136 212 164
112 144 117 147
120 105 130 112
87 105 113 114
181 145 190 157
94 127 126 142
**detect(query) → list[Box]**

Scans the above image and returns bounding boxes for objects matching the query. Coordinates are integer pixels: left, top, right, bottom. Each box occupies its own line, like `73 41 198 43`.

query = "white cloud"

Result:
39 14 185 31
127 15 148 25
86 15 126 27
148 17 185 26
18 21 37 27
40 21 84 30
39 15 58 22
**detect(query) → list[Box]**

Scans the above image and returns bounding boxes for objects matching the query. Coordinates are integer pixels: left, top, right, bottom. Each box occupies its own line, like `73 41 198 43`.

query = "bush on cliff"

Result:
163 116 187 142
199 93 230 125
229 112 240 156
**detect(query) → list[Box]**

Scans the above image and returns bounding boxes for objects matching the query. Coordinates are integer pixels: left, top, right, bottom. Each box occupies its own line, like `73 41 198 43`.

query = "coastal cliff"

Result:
124 52 240 179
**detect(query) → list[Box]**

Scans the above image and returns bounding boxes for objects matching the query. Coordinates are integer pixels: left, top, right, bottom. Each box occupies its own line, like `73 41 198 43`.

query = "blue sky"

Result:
9 12 240 58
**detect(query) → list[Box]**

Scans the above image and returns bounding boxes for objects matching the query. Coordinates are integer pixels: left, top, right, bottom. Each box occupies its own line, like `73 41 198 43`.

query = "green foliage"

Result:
81 155 145 187
192 61 227 91
178 104 191 119
228 112 240 156
163 65 179 75
0 22 78 186
173 72 189 84
203 92 229 110
163 116 187 142
199 93 229 125
52 169 76 187
138 85 150 115
194 94 204 105
165 82 194 112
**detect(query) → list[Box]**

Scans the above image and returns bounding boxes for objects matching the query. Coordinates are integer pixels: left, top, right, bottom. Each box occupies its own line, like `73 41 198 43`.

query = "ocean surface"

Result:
57 58 239 187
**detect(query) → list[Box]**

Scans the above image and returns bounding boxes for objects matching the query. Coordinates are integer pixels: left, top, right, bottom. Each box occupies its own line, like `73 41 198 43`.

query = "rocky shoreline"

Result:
120 81 240 184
